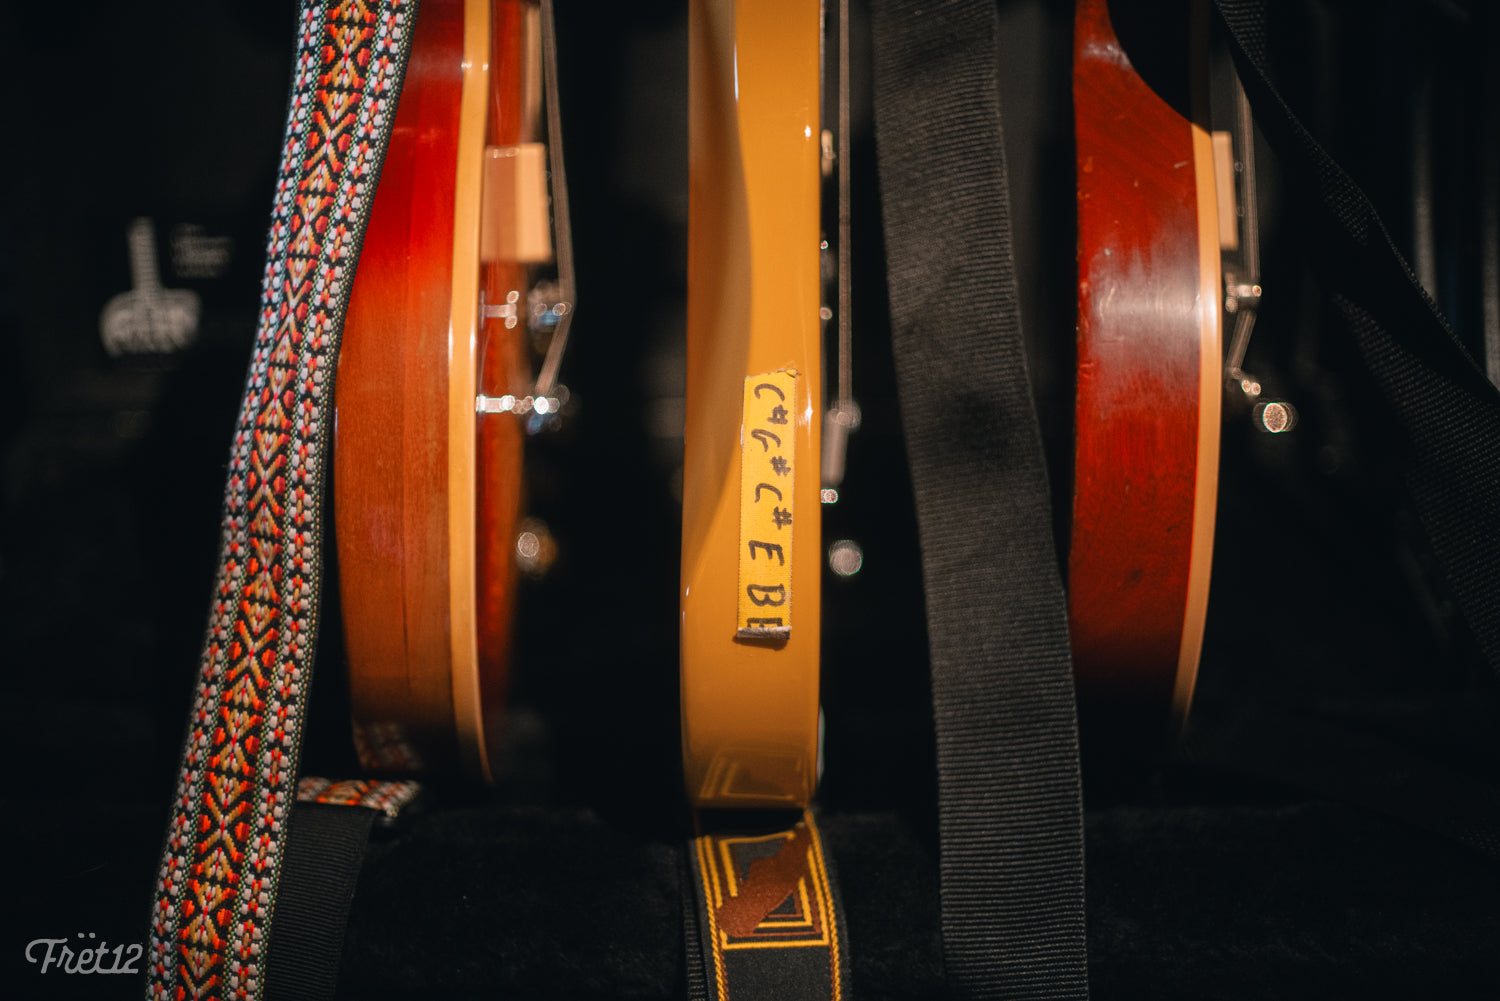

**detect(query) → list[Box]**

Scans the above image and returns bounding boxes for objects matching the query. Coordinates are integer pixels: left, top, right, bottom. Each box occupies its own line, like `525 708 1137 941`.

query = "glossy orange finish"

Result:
681 0 823 807
334 0 530 779
1070 0 1221 743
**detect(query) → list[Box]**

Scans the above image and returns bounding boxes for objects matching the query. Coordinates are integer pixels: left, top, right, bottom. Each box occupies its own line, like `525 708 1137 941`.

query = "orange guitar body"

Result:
681 0 824 808
1070 0 1223 748
334 0 534 780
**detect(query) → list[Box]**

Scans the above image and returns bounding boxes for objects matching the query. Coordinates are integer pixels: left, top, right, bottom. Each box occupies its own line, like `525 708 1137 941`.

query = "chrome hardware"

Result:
528 281 570 333
821 400 862 491
827 538 864 577
515 517 557 577
1218 69 1294 432
1225 279 1262 313
821 0 859 490
1253 399 1298 434
473 292 571 432
474 0 576 434
480 289 521 329
1224 268 1264 398
535 0 575 404
475 385 569 419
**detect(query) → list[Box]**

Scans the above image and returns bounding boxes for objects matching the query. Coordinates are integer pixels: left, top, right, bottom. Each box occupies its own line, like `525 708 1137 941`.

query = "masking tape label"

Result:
736 369 797 639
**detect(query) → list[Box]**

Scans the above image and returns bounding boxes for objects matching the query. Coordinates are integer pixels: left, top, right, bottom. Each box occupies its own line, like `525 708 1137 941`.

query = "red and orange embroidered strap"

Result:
146 3 417 998
295 777 421 820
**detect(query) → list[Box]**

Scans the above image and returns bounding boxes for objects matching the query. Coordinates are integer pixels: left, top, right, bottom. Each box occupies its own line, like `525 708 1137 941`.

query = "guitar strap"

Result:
145 2 418 999
1211 0 1500 679
683 810 853 1001
264 780 421 1001
871 1 1090 998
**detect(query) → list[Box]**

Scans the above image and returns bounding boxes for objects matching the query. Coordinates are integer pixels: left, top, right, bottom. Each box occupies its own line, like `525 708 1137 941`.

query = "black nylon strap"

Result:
683 850 711 1001
263 803 378 1001
871 2 1089 997
1213 0 1500 678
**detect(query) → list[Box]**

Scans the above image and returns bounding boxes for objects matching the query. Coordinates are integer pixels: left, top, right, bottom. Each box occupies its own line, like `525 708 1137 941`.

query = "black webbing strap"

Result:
871 2 1089 997
263 777 421 1000
683 810 853 1001
263 803 377 1001
1212 0 1500 678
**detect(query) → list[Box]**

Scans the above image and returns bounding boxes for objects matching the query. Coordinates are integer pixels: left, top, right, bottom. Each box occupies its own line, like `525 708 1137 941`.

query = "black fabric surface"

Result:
267 804 380 1001
4 1 1500 999
871 0 1088 996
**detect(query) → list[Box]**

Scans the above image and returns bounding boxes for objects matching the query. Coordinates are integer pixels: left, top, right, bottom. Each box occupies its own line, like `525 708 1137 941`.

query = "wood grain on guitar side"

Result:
335 0 530 779
337 0 466 774
1070 0 1220 745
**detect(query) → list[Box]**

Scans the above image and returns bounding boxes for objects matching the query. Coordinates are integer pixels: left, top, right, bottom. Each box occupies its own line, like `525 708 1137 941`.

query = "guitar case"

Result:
4 0 1499 998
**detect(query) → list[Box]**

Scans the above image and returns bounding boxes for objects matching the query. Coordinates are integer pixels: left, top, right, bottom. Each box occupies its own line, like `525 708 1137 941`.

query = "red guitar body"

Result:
1070 0 1223 752
334 0 532 779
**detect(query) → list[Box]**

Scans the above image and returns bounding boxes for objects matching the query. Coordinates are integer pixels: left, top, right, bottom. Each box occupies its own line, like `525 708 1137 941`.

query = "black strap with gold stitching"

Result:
685 810 852 1001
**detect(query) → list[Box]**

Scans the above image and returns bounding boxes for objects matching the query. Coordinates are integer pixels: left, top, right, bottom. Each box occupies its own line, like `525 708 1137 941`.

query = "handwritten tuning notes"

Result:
737 369 798 639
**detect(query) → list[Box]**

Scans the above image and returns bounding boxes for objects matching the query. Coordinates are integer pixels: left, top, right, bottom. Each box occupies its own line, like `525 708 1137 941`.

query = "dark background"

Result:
3 0 1499 998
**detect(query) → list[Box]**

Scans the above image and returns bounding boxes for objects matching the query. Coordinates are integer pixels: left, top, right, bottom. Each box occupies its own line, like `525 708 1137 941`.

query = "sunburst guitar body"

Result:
681 0 824 808
334 0 547 780
1069 0 1224 751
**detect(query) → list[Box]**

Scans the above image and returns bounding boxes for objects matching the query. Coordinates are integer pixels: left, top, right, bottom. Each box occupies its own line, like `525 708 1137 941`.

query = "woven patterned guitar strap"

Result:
146 2 418 998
